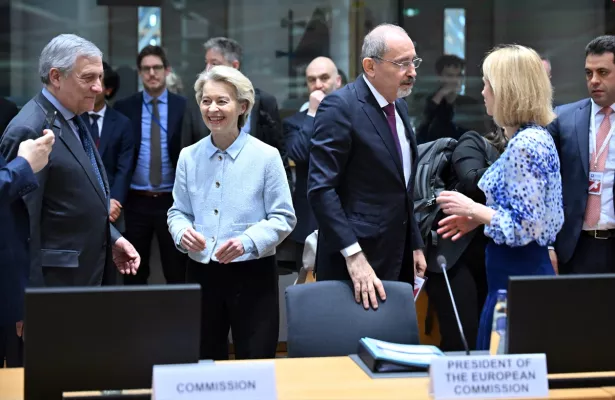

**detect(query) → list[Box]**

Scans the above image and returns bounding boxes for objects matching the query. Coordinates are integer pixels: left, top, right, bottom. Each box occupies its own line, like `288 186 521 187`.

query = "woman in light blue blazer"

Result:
167 65 296 361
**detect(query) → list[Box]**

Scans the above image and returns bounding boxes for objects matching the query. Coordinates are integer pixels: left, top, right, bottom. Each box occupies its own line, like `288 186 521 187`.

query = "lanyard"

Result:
590 108 615 170
142 100 168 135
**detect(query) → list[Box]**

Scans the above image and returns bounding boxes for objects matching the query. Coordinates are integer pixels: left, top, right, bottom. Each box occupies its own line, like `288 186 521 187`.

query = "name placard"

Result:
429 354 548 399
152 361 277 400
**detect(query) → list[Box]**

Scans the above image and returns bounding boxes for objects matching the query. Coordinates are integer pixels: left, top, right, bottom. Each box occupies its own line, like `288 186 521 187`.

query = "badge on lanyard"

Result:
589 171 604 195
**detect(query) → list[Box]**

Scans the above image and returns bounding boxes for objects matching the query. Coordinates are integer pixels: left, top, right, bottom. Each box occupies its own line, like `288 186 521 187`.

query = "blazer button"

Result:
214 209 219 215
215 181 220 188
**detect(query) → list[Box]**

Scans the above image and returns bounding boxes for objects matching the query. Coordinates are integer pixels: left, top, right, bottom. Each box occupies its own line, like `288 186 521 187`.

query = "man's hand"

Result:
307 90 326 115
16 321 23 338
18 129 55 173
113 237 140 275
109 199 122 222
215 238 245 264
413 249 427 278
549 248 559 274
345 252 386 310
181 227 207 252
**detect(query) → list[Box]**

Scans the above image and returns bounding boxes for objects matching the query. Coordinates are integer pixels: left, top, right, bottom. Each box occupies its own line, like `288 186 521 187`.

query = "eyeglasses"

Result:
373 56 422 71
139 65 165 73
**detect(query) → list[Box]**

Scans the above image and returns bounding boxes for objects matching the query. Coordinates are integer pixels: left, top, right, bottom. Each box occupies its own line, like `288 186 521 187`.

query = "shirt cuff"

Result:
175 227 189 253
548 246 555 251
341 242 362 258
239 234 256 255
306 110 316 117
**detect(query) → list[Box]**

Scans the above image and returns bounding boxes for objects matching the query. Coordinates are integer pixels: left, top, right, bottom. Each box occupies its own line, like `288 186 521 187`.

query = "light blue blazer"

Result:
167 131 296 264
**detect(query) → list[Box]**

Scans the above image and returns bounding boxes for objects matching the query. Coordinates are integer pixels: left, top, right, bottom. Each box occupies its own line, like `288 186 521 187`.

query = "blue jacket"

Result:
0 154 38 325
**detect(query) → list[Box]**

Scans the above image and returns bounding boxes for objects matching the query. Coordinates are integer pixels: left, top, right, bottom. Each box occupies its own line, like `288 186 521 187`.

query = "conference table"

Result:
1 356 615 400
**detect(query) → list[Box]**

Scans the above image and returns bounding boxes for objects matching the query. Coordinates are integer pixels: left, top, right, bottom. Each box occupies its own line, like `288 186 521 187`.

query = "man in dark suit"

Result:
201 37 290 185
0 34 140 287
548 35 615 275
0 97 18 138
283 56 342 271
308 24 426 310
114 45 188 285
0 130 54 367
82 61 134 232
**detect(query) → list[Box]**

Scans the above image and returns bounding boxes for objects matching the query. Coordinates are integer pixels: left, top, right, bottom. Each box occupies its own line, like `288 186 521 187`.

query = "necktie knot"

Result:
601 107 613 117
151 98 159 106
383 103 395 117
89 113 100 121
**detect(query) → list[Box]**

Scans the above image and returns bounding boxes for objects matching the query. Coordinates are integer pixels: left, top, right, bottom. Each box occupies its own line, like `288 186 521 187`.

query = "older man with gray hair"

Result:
308 24 426 309
0 33 140 290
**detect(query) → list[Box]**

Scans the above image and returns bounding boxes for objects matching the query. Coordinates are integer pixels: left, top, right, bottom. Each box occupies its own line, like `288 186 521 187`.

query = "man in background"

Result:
416 54 484 144
283 56 341 271
114 45 188 285
82 61 135 232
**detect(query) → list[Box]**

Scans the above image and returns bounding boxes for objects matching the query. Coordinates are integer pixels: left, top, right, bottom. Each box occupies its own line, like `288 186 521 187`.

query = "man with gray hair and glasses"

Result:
0 33 141 291
308 24 426 310
200 37 290 186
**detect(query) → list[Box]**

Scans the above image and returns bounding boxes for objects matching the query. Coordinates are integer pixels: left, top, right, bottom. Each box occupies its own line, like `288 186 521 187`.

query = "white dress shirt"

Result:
583 100 615 230
88 105 107 137
341 76 413 258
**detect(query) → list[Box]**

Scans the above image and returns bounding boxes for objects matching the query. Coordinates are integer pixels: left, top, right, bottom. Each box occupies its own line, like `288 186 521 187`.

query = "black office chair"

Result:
285 280 419 358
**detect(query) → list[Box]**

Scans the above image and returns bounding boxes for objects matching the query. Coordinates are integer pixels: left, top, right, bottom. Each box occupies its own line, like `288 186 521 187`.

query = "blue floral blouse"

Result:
478 124 564 247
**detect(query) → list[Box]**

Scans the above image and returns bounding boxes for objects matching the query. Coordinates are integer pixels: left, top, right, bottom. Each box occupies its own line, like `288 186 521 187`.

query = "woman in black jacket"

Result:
426 128 506 351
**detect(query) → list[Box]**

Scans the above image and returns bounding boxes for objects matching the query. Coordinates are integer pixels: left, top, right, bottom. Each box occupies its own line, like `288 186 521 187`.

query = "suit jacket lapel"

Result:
396 100 418 191
250 90 261 135
167 93 181 144
97 110 115 156
396 100 418 164
575 101 591 179
61 115 108 206
355 77 404 181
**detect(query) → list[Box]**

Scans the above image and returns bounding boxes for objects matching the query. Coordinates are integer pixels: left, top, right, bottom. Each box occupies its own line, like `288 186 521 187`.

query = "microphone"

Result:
437 255 471 355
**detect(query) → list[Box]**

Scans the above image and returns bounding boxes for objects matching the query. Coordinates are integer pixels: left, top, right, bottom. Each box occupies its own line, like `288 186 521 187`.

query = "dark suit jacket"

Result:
0 92 121 288
81 107 135 204
283 110 317 243
0 97 18 138
308 75 424 281
113 91 186 169
0 155 38 325
181 88 290 186
430 131 500 273
547 98 599 264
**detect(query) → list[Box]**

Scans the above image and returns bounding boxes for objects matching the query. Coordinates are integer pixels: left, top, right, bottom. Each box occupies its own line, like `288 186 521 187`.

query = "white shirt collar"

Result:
362 75 390 108
90 104 107 119
590 99 615 116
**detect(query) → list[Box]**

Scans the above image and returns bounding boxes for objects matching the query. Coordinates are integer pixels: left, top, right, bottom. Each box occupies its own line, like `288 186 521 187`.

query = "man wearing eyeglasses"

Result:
114 45 189 285
415 55 485 144
308 23 426 310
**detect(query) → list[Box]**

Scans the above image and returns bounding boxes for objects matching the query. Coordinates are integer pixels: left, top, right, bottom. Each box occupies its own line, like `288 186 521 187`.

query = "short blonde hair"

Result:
194 65 255 129
482 45 555 128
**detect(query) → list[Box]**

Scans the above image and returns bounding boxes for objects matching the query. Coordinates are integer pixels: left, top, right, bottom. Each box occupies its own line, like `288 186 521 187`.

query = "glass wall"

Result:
2 0 612 117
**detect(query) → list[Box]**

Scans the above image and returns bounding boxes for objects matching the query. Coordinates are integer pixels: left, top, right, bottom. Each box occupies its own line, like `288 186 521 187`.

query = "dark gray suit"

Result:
0 91 121 287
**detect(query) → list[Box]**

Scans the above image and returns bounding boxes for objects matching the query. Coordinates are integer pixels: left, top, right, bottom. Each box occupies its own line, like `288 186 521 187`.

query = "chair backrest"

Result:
285 280 419 358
